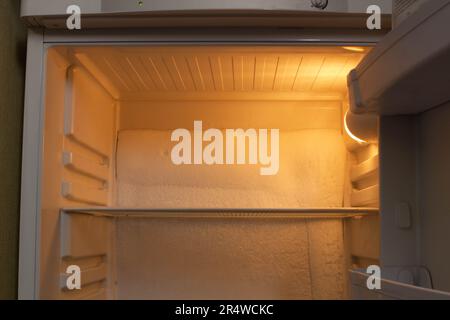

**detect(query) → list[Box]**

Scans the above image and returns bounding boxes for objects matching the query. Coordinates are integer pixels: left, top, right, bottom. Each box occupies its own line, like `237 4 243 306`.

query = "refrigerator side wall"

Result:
18 29 45 300
36 47 117 299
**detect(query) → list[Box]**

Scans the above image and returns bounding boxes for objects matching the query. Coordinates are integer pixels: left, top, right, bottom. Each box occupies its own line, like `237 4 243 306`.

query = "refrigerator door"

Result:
348 0 450 115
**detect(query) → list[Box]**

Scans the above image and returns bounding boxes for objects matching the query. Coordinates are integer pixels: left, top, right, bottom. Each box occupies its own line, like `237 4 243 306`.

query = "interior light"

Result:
342 46 366 53
344 111 367 144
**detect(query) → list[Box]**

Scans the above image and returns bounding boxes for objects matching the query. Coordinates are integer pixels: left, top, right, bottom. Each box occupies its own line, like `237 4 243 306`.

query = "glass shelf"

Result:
61 207 379 219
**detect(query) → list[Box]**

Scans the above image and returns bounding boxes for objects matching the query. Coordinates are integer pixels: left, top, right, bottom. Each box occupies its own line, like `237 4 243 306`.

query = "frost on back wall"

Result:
115 129 348 299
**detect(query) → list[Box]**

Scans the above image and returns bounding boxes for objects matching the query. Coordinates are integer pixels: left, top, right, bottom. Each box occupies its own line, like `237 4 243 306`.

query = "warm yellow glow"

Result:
342 46 366 53
344 111 367 144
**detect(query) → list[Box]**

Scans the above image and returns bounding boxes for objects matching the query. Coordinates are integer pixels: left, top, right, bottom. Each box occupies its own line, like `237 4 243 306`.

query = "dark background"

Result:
0 0 27 299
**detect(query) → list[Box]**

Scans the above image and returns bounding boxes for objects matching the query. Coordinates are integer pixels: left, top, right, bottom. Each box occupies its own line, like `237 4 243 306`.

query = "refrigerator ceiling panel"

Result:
66 46 366 101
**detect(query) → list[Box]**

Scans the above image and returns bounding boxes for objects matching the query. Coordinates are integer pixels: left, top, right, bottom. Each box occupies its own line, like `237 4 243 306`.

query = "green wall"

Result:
0 0 27 299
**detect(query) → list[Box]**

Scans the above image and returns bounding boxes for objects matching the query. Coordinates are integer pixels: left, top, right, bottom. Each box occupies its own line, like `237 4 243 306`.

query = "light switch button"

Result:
395 202 411 229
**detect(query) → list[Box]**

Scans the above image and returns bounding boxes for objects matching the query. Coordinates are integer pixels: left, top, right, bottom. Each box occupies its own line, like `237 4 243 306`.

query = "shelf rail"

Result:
61 207 379 219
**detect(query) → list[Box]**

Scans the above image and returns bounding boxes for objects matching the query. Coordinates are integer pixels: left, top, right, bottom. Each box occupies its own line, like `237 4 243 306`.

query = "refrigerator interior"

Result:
40 45 381 300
